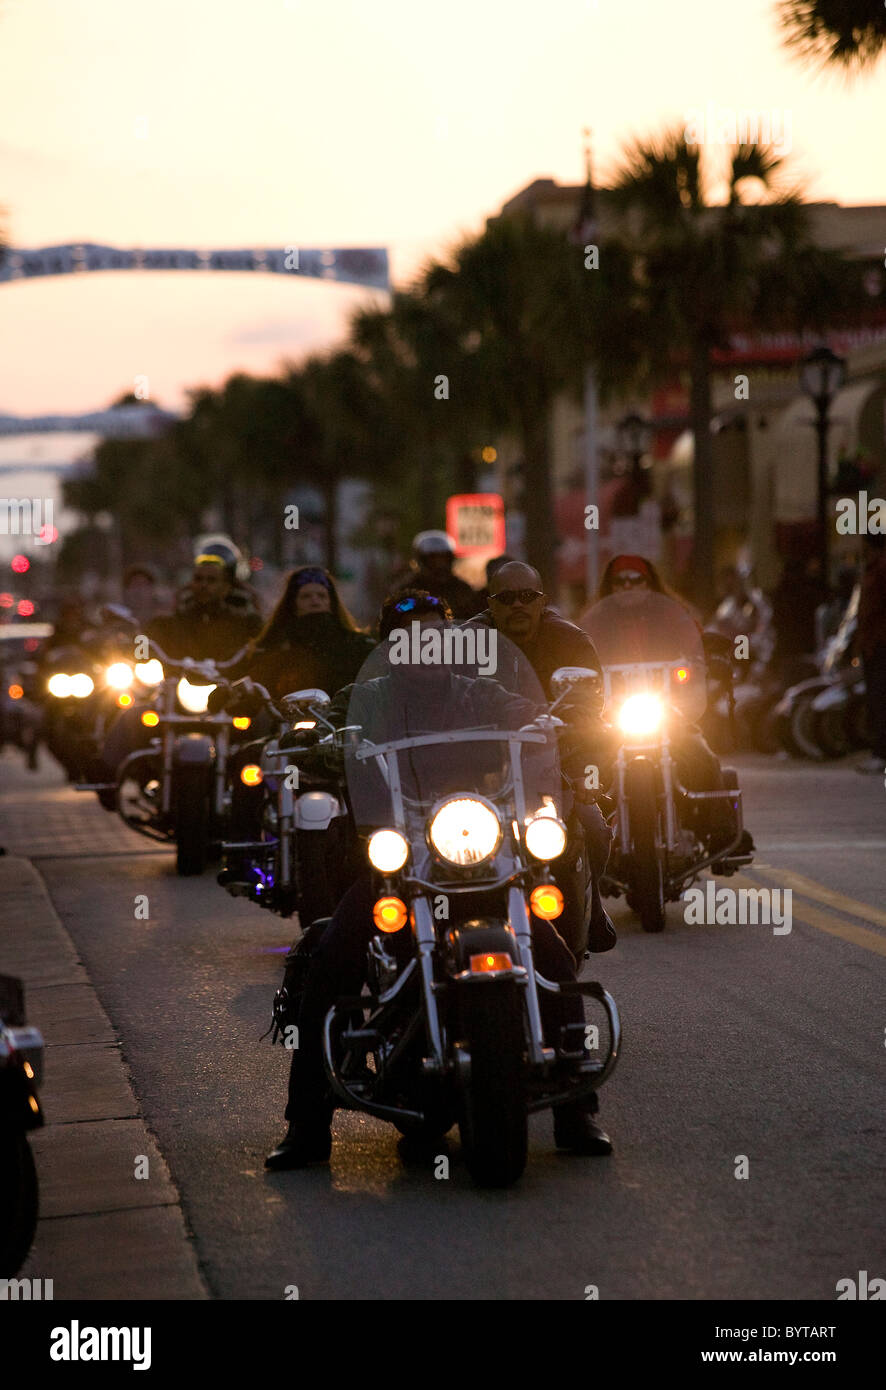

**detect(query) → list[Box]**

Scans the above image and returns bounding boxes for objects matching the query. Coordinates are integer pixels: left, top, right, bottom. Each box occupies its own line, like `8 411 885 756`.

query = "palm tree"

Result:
779 0 886 69
419 215 608 586
608 129 864 601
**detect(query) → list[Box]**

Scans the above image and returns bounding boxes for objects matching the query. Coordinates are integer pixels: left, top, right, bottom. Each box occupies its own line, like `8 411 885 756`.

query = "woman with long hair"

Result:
243 566 375 700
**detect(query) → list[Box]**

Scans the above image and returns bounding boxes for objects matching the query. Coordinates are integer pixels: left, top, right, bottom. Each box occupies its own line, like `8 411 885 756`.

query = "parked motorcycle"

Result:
583 591 753 933
772 585 865 761
313 643 620 1187
0 974 44 1276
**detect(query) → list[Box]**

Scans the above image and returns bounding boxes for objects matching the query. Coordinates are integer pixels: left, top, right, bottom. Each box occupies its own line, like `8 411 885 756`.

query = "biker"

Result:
462 561 618 953
235 566 375 699
264 591 613 1170
94 556 261 799
222 567 376 874
393 531 485 620
856 533 886 775
581 554 754 861
148 552 262 661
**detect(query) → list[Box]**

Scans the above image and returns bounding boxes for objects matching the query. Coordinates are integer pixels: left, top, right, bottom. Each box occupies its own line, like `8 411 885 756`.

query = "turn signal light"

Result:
372 896 408 933
240 764 263 786
141 710 160 727
530 884 564 920
117 692 133 708
674 667 690 683
8 684 23 700
469 952 513 973
232 716 251 730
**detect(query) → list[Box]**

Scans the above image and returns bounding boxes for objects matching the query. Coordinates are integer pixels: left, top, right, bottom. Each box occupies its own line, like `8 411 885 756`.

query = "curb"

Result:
0 854 208 1300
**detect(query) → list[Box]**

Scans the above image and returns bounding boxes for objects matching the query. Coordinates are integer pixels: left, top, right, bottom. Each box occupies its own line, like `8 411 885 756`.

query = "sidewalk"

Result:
0 853 207 1300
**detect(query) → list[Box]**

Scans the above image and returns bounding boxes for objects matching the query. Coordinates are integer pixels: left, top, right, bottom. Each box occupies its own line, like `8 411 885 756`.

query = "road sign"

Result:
446 493 506 556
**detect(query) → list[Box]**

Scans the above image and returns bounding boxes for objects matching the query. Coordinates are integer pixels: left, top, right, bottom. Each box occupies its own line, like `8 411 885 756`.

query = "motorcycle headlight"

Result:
428 796 501 867
69 672 94 699
524 813 568 861
48 673 72 698
177 677 216 713
134 659 164 686
617 693 664 737
368 828 409 873
106 661 134 690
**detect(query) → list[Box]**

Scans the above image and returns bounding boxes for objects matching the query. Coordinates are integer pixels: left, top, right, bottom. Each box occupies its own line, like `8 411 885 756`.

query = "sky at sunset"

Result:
1 0 884 426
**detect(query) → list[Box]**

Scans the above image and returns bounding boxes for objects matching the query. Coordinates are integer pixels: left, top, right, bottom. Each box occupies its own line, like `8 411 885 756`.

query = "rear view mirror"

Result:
280 688 331 716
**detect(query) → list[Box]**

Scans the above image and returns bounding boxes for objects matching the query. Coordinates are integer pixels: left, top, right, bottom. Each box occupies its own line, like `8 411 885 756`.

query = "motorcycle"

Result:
0 621 51 771
311 639 620 1187
41 616 158 781
212 678 352 924
772 585 865 761
80 608 252 874
583 591 753 933
0 975 44 1276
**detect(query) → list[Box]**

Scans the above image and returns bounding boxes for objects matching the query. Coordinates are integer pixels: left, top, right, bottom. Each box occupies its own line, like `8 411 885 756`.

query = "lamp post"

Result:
800 345 846 592
616 412 654 502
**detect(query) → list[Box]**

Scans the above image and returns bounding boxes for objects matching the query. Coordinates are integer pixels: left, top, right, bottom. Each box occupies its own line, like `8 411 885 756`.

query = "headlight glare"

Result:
70 672 94 699
617 693 664 737
524 814 567 861
106 661 134 690
428 797 501 867
134 659 163 686
177 677 216 713
48 673 72 698
368 829 409 873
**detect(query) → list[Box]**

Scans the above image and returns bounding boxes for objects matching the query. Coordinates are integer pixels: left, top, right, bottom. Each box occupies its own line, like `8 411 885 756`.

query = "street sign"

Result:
446 493 506 556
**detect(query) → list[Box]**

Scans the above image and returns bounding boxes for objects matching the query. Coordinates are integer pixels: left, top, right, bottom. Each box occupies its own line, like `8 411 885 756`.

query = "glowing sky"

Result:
1 0 883 420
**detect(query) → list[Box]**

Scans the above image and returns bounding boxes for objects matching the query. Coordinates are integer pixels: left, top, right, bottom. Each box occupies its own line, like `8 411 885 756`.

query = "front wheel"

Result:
173 767 210 875
456 979 527 1187
0 1129 39 1277
625 758 665 933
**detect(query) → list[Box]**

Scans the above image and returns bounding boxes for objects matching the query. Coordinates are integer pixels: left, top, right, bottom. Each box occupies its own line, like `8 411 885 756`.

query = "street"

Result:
4 748 884 1301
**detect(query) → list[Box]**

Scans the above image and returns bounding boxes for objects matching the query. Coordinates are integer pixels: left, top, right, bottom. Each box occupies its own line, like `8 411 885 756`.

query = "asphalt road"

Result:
2 748 884 1301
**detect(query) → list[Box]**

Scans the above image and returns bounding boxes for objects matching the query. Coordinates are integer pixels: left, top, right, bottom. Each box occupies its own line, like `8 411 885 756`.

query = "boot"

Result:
265 1116 332 1170
553 1101 612 1156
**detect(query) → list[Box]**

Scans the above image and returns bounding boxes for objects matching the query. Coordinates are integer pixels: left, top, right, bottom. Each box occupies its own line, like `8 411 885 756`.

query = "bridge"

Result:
0 243 389 291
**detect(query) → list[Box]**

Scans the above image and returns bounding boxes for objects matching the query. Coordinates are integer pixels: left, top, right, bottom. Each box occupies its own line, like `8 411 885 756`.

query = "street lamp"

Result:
800 345 846 592
616 413 654 498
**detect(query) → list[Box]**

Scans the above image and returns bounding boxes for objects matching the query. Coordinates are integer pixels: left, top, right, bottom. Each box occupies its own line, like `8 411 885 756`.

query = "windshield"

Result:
579 591 707 721
344 624 562 840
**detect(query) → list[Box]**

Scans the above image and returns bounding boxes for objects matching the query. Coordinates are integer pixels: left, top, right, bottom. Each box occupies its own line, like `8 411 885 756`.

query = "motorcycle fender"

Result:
774 677 830 718
811 684 848 713
293 791 342 830
172 733 216 766
447 921 516 975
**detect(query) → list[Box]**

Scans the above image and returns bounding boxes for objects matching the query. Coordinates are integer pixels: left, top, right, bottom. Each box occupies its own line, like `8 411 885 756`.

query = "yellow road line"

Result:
749 863 886 933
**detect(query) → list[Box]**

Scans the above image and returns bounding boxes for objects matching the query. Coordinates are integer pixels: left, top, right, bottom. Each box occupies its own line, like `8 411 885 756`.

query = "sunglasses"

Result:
394 596 447 614
490 588 544 606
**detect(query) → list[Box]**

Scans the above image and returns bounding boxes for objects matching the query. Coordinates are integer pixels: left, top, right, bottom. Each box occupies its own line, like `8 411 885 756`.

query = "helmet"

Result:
194 534 244 582
412 530 455 560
